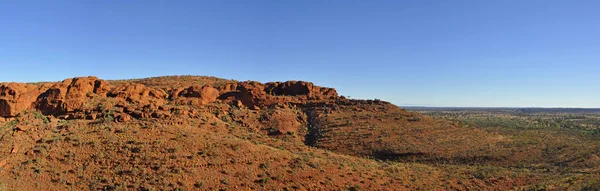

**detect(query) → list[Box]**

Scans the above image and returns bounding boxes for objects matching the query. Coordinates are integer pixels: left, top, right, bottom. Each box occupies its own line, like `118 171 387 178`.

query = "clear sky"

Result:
1 1 599 107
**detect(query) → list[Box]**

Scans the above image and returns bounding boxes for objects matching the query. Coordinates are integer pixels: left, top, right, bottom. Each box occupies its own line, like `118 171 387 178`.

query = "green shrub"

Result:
0 182 6 191
33 111 49 124
2 119 18 131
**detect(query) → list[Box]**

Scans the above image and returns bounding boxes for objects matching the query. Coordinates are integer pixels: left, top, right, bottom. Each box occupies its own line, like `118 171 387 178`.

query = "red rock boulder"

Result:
36 76 109 115
0 83 46 117
177 85 220 105
236 81 268 110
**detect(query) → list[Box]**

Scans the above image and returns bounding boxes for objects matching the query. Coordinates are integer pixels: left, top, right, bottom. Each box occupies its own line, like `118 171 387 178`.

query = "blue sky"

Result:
1 1 599 107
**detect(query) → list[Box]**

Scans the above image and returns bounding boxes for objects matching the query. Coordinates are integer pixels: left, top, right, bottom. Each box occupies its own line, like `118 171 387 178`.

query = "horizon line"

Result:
400 106 600 109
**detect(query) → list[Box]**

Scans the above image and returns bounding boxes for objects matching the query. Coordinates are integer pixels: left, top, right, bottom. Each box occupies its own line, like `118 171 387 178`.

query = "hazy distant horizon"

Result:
400 105 600 109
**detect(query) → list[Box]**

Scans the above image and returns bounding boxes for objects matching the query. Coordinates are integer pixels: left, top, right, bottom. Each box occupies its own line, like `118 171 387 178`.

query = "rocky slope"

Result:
0 76 583 190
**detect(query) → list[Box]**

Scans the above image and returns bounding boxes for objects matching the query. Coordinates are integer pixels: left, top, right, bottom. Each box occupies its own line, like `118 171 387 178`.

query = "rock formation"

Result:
0 77 339 120
0 83 47 117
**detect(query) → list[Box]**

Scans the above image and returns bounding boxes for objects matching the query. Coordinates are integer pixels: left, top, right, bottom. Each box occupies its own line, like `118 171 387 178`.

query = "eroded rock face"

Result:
265 81 338 98
236 81 268 110
0 99 13 117
0 76 340 120
265 81 313 96
107 84 167 105
230 81 339 110
36 76 109 115
66 77 98 99
218 83 238 94
178 85 219 105
0 83 46 117
319 87 338 98
93 80 111 95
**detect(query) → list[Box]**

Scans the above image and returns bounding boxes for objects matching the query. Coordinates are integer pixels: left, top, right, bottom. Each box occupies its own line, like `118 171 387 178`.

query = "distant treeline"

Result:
516 108 600 113
404 107 600 114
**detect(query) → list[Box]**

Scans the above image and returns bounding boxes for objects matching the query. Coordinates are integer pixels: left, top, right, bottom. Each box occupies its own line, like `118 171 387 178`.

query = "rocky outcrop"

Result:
0 76 340 119
265 81 338 98
0 83 47 117
36 77 110 115
231 81 339 109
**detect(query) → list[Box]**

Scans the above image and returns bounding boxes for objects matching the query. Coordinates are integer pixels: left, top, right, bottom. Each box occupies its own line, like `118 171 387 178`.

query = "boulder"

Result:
65 77 98 99
178 85 219 105
236 81 267 110
36 76 109 115
0 83 46 117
